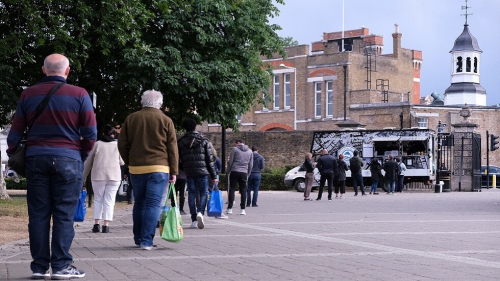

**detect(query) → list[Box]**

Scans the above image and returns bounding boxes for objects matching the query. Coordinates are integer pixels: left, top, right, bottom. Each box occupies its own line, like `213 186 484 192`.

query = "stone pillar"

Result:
450 105 478 191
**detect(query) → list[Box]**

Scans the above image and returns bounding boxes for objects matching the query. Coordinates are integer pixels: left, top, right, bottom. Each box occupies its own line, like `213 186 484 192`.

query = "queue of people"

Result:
300 150 407 201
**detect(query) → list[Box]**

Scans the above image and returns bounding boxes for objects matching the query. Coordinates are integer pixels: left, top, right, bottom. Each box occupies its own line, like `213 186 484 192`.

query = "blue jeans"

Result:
352 173 365 194
371 180 379 193
25 156 82 273
130 173 169 247
247 173 261 206
187 175 209 222
386 180 396 193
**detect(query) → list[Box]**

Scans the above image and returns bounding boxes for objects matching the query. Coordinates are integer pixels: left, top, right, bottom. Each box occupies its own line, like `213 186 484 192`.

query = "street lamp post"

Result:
279 64 297 130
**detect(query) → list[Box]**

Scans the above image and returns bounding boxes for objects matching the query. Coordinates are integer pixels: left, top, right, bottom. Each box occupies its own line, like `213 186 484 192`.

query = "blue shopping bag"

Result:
74 190 87 222
207 184 223 217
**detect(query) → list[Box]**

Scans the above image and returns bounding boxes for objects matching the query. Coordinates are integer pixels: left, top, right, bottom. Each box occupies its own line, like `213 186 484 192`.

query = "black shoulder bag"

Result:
8 83 65 177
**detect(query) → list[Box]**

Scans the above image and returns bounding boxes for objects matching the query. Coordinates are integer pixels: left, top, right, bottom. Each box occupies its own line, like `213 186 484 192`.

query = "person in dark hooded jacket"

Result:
177 119 218 229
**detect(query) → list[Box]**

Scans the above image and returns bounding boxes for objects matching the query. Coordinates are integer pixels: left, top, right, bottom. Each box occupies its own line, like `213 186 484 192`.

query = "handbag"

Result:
8 83 64 177
118 179 128 196
74 190 87 222
161 182 184 243
207 183 223 217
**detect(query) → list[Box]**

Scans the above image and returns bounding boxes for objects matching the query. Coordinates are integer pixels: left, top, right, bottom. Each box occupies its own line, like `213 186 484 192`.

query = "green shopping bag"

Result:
161 182 184 242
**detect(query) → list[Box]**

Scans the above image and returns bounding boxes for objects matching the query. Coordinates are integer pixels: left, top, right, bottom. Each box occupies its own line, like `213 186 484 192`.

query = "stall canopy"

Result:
372 136 400 142
399 136 428 141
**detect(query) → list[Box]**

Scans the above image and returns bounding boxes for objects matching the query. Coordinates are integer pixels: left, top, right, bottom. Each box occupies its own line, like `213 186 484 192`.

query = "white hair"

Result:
141 90 163 109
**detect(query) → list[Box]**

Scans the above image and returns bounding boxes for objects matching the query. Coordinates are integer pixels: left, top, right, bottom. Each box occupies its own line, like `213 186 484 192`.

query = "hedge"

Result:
5 173 292 191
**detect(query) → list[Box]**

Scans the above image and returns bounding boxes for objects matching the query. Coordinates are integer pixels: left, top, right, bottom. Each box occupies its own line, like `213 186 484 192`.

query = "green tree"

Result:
0 0 285 131
281 36 299 47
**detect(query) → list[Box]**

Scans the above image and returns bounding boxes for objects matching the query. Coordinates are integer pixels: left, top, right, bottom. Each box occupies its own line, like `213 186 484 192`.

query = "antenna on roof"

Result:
461 0 472 25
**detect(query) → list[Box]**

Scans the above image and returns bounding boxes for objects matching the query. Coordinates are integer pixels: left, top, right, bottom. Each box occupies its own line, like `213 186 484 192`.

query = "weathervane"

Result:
461 0 472 25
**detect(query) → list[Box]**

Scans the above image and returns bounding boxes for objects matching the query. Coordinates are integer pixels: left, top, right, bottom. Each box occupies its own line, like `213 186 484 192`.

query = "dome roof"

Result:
450 24 482 53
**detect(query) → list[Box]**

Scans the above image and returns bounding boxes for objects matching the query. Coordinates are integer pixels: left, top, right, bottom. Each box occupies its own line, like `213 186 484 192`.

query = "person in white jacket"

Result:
396 157 407 193
83 125 124 233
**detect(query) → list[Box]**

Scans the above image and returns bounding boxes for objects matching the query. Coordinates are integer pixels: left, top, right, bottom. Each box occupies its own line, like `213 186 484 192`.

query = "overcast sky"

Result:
269 0 500 106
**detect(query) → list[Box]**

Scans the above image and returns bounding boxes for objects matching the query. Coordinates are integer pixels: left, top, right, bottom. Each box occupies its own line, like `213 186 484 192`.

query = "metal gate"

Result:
437 133 453 191
472 133 482 191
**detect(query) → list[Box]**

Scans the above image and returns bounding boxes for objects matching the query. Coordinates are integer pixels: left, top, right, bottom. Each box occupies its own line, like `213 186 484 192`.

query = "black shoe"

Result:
252 204 258 207
246 204 250 207
373 192 379 195
51 265 85 279
156 221 160 228
102 226 109 233
354 193 358 196
362 193 367 196
316 198 321 200
92 224 100 233
180 210 186 215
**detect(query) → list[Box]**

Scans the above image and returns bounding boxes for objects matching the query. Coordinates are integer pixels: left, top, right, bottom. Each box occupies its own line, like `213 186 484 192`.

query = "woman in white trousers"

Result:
83 125 124 233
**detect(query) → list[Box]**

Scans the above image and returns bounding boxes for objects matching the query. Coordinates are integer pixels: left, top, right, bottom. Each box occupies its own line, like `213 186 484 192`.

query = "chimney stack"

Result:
392 23 402 58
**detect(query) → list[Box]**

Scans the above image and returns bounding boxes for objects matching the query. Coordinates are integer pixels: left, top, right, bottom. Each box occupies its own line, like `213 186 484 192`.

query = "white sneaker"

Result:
226 209 232 214
216 214 229 219
196 212 204 229
240 209 246 215
190 221 198 229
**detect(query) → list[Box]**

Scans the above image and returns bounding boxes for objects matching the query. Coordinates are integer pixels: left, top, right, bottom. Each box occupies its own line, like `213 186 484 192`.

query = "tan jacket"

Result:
117 107 179 175
83 140 124 181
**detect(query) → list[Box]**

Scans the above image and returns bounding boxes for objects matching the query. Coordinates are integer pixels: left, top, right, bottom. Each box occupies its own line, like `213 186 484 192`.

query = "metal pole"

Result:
221 126 226 174
341 0 345 52
487 131 490 189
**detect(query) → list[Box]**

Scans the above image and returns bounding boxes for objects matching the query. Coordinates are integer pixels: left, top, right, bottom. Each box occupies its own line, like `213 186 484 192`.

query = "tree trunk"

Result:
0 154 11 200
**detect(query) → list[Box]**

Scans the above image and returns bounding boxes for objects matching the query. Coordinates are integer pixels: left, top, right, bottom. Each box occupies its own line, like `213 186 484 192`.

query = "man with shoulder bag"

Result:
7 53 97 280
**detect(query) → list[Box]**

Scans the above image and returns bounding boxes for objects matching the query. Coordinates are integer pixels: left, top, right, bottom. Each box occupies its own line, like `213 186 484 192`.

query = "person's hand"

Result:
213 179 219 183
169 175 176 183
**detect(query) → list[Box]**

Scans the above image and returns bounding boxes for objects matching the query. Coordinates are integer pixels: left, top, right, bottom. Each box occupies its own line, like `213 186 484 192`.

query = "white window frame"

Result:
273 75 280 109
326 81 333 117
284 73 291 109
314 82 322 118
417 117 428 129
263 92 269 111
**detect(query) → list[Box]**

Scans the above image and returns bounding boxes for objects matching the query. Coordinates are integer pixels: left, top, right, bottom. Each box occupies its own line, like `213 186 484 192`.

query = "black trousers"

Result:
228 171 248 209
317 173 333 199
170 178 186 211
334 179 346 194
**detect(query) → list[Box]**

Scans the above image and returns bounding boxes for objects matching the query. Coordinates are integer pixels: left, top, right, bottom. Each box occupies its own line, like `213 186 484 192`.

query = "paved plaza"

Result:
2 188 500 280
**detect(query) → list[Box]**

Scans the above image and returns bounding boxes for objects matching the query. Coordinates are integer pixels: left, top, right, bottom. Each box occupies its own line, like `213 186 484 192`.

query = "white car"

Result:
283 166 321 192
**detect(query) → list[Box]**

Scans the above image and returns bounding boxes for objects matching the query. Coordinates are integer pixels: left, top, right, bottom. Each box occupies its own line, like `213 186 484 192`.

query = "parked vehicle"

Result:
481 165 500 188
284 166 320 192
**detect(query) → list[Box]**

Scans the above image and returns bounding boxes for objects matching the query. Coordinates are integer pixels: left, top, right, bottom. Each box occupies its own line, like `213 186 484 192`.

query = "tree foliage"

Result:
0 0 285 130
281 36 299 47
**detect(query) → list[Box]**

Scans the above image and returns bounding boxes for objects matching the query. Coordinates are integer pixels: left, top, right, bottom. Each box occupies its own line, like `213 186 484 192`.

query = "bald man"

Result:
315 149 338 201
7 53 96 279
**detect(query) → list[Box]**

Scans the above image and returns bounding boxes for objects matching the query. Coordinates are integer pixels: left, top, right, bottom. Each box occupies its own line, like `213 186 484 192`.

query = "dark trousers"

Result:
26 156 82 273
170 178 186 211
352 172 365 195
228 171 248 209
317 173 333 199
334 179 346 194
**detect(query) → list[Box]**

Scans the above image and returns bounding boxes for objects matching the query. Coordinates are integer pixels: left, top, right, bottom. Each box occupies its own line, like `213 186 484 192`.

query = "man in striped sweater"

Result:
7 53 97 280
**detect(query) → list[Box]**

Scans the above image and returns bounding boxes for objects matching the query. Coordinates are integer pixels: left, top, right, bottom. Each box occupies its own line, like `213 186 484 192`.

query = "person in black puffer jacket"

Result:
177 119 218 229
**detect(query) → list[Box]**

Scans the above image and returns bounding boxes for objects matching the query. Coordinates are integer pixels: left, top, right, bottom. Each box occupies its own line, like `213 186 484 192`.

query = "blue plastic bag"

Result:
74 190 87 222
207 184 223 217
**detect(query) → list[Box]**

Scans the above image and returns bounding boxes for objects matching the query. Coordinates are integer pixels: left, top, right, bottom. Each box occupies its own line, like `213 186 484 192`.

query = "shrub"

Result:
217 173 292 191
5 178 27 190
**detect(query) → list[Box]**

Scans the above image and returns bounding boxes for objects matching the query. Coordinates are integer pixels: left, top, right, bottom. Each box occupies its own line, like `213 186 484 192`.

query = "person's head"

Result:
115 124 121 132
305 152 312 160
396 157 401 163
339 154 344 160
252 146 259 152
140 90 163 109
321 149 328 155
42 54 70 78
388 154 394 160
103 124 116 137
353 150 359 157
235 139 243 145
182 118 197 132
